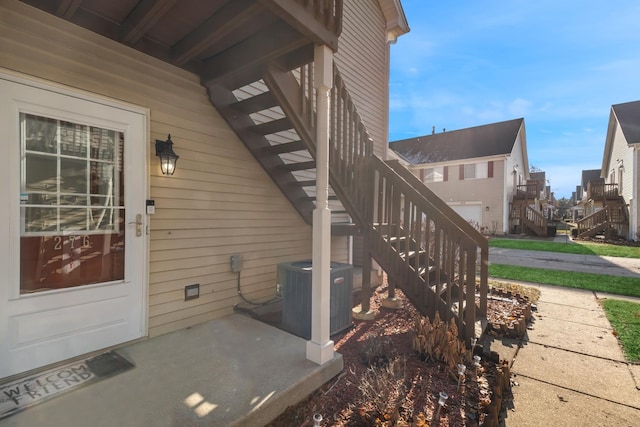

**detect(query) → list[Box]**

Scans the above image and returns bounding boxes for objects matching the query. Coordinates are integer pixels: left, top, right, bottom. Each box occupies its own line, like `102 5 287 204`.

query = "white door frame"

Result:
0 71 149 379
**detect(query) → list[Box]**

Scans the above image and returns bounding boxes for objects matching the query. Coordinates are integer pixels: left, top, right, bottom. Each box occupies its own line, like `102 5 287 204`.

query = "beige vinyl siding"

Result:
335 0 390 264
609 123 634 203
608 122 637 240
335 0 388 158
1 1 321 337
634 149 640 240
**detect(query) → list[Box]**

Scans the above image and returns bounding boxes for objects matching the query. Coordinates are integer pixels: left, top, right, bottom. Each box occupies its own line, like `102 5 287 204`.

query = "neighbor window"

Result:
460 161 493 180
462 162 489 180
423 166 444 183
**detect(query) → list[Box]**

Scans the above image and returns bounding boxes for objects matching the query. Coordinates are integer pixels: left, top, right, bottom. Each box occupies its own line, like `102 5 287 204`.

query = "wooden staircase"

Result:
206 57 488 343
510 202 548 237
576 200 628 239
521 205 548 237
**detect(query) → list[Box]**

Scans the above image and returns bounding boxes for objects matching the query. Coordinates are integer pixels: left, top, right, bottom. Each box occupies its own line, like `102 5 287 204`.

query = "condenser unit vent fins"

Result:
277 260 353 340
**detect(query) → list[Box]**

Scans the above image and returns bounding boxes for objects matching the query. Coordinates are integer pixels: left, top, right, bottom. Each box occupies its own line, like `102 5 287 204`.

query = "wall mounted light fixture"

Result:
155 134 179 175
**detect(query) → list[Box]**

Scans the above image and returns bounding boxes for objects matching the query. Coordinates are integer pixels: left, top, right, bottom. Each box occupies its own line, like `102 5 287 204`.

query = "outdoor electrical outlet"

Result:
231 255 242 273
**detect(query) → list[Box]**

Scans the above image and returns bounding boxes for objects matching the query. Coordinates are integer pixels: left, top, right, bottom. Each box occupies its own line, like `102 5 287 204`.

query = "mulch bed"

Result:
267 279 533 426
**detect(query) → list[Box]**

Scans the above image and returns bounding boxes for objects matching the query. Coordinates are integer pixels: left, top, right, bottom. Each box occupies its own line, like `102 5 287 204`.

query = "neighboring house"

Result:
529 171 548 201
598 100 640 240
580 169 604 209
1 0 435 379
574 166 629 239
389 118 530 235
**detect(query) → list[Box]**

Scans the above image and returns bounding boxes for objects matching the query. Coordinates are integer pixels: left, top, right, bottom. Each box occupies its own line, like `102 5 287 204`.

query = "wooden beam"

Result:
201 23 309 86
55 0 82 19
259 0 339 51
170 0 259 66
119 0 178 45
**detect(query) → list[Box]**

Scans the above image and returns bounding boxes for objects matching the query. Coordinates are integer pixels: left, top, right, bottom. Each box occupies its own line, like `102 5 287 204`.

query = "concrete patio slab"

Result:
0 314 343 427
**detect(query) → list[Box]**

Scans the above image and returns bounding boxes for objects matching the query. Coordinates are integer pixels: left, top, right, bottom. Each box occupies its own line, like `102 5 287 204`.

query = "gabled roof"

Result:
389 118 524 165
612 100 640 144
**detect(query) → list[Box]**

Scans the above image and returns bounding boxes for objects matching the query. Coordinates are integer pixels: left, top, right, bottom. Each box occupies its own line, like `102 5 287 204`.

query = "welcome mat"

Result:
0 351 134 420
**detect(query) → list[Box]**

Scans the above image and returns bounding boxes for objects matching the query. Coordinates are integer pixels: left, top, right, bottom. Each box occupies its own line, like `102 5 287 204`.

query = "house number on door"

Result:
53 235 91 250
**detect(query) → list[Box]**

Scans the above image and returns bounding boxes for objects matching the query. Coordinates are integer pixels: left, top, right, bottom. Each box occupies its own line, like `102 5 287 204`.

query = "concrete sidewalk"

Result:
483 284 640 426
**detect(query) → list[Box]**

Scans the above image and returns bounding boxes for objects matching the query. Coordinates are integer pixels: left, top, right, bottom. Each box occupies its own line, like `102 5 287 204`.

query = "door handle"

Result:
128 213 143 237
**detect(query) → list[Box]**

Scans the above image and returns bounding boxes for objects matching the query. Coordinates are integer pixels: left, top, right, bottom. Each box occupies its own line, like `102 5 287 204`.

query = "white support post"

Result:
306 44 334 365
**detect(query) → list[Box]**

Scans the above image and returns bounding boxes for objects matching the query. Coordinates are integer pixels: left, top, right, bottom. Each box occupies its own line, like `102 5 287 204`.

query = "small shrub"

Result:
359 331 394 366
356 356 407 419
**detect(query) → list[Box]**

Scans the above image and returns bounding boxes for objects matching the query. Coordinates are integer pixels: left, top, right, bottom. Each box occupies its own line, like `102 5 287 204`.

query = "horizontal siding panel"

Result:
335 0 387 157
151 232 311 251
150 240 312 264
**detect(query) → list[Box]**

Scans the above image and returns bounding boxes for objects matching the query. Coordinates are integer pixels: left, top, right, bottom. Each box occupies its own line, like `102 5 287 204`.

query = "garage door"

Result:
449 204 482 226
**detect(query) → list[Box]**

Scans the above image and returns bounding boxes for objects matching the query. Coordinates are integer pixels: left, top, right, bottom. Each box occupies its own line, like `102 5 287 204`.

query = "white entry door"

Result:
0 75 148 379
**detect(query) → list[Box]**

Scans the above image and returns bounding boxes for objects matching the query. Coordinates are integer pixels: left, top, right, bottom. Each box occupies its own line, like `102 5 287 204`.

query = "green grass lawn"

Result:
489 264 640 298
601 299 640 362
489 238 640 258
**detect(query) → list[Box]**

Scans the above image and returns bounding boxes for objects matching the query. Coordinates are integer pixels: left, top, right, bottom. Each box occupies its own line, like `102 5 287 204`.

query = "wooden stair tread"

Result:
231 91 278 114
265 140 307 154
249 117 293 135
279 161 316 171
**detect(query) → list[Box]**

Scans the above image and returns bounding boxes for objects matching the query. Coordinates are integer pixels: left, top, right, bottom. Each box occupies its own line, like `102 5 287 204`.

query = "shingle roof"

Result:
612 100 640 144
389 118 524 164
581 169 602 188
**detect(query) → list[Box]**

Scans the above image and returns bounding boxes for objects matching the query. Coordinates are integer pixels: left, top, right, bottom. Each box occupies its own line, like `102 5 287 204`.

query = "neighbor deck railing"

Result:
587 182 619 199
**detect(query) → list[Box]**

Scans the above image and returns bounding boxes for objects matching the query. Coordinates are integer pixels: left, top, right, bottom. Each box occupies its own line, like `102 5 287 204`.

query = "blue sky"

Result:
389 1 640 199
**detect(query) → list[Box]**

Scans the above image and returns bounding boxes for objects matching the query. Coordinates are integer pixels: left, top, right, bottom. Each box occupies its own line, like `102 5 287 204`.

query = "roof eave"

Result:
601 107 618 177
378 0 410 43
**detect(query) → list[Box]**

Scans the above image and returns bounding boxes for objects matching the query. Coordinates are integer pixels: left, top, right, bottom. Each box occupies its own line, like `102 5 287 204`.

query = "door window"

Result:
20 113 125 294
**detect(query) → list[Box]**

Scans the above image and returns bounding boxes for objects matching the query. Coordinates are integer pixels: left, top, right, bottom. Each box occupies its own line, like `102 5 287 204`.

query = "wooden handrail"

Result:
280 60 488 342
369 156 482 341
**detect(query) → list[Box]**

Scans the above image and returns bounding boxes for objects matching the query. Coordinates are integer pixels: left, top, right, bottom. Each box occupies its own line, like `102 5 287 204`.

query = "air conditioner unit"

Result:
277 260 353 340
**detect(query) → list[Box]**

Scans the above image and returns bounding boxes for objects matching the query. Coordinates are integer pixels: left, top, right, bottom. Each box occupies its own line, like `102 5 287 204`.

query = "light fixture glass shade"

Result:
155 134 179 175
